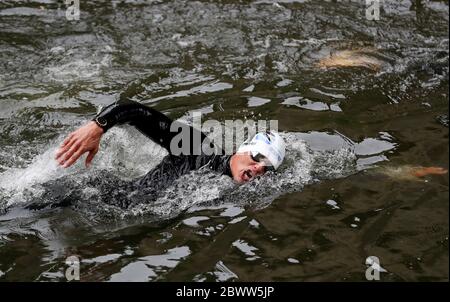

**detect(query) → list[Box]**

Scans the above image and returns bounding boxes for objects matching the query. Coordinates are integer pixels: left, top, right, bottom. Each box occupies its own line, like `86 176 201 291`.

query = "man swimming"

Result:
11 94 440 213
55 99 286 193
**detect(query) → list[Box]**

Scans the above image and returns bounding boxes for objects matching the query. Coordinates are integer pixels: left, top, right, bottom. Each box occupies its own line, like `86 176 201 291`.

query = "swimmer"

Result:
53 99 446 210
316 48 448 179
317 49 382 71
55 99 286 188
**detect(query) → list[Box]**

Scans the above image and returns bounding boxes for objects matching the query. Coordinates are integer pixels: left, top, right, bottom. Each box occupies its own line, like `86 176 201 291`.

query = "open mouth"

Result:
242 169 253 182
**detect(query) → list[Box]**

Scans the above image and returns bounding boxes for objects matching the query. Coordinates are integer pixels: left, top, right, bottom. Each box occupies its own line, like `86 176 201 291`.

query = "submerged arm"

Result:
378 165 448 180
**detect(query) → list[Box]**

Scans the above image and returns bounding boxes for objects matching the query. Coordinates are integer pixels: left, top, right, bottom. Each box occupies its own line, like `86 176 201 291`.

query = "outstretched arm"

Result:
55 99 210 168
55 99 177 168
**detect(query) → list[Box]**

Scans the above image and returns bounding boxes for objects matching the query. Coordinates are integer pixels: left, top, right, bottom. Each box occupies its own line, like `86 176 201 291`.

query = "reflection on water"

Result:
108 246 191 282
282 96 343 112
0 0 448 281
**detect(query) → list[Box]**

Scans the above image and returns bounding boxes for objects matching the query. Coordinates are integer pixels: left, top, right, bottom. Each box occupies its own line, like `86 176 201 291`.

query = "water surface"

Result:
0 0 448 281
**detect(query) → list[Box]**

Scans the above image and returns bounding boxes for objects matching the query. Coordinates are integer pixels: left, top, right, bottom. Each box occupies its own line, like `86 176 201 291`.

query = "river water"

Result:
0 0 448 281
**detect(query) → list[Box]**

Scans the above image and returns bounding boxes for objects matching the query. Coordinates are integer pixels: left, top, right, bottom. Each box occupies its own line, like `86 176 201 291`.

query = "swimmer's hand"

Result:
411 167 448 178
55 121 104 168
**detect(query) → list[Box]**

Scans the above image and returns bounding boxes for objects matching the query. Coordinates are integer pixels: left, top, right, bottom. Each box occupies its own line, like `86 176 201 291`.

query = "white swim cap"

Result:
237 130 286 170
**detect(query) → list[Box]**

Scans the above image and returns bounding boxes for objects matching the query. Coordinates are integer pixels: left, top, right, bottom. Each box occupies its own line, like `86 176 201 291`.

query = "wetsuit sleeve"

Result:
93 99 176 150
93 99 214 155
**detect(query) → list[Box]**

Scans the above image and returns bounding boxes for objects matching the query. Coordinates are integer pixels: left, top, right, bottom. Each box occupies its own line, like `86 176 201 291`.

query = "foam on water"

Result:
0 125 167 210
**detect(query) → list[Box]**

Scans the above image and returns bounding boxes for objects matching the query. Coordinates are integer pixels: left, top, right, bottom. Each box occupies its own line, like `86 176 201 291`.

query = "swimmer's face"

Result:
230 152 272 183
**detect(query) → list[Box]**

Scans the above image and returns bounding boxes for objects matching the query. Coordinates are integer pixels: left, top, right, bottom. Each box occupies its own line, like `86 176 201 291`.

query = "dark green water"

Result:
0 0 448 281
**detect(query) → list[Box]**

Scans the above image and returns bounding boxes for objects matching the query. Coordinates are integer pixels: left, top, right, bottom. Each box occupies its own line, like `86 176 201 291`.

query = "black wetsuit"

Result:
93 99 232 208
24 99 232 211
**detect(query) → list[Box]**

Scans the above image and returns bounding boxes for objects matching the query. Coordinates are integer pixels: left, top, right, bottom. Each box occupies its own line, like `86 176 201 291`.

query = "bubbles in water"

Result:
0 125 165 210
43 46 114 82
